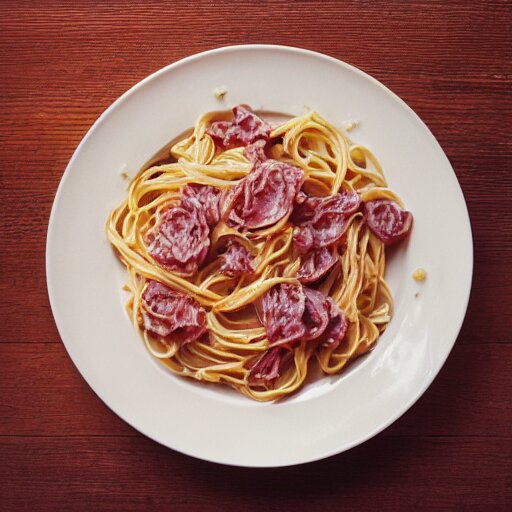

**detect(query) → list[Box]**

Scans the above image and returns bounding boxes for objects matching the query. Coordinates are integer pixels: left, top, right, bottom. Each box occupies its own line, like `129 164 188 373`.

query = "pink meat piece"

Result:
297 246 338 284
146 202 210 276
292 191 361 250
247 347 291 388
207 105 272 149
261 283 349 351
243 139 268 164
181 184 222 227
365 200 413 245
290 192 322 224
292 225 314 253
226 159 304 229
219 242 255 277
302 288 331 341
142 280 207 345
319 297 349 349
262 283 306 346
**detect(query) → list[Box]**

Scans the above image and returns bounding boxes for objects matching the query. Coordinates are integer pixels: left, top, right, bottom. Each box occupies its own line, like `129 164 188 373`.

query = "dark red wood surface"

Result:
1 1 511 510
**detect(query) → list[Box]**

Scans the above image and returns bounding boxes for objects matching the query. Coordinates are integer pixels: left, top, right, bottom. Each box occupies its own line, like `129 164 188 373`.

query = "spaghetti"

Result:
106 105 412 401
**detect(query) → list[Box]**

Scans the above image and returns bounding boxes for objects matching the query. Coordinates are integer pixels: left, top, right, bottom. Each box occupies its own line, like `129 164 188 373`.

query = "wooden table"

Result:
1 1 511 510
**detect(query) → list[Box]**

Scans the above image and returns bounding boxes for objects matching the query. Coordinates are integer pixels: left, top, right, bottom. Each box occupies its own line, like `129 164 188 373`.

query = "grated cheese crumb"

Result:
344 120 359 132
118 163 130 181
214 86 227 100
412 268 427 282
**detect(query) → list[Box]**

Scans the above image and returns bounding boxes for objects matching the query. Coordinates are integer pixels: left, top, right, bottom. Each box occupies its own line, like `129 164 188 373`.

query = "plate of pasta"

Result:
47 45 472 466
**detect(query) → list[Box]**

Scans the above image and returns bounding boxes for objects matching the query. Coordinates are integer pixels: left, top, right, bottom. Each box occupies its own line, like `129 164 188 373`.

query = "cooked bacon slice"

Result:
226 159 304 229
219 241 255 277
146 202 210 276
141 280 207 345
248 347 290 388
181 184 221 227
292 191 361 249
365 200 413 245
262 283 306 346
207 105 272 149
297 246 338 284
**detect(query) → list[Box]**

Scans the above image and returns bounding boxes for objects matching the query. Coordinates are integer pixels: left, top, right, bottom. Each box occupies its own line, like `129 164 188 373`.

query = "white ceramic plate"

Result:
47 45 472 467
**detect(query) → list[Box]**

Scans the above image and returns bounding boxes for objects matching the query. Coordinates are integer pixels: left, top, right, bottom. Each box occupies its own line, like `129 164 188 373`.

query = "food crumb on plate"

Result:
412 268 427 282
214 86 227 100
344 120 359 132
117 163 130 181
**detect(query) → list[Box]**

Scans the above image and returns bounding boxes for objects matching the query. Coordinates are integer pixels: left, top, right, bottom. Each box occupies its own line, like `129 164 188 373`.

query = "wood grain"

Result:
0 342 511 438
1 436 511 511
0 1 511 510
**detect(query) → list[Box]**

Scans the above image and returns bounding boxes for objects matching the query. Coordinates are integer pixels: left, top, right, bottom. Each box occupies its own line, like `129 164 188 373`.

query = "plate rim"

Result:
46 44 473 467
